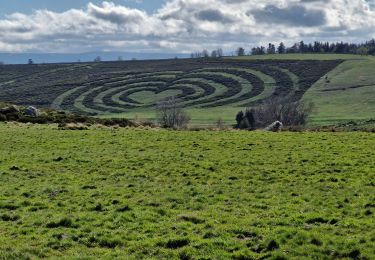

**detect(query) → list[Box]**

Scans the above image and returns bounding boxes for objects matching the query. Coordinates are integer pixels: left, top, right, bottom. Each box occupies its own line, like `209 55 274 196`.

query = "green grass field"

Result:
0 123 374 259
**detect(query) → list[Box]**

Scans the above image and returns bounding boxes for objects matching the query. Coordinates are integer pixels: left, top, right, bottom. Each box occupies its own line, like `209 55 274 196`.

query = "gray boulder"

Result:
264 121 283 132
24 106 40 117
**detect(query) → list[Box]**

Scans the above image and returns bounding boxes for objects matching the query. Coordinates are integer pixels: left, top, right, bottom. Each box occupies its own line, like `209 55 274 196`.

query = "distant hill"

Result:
0 54 374 126
0 52 190 65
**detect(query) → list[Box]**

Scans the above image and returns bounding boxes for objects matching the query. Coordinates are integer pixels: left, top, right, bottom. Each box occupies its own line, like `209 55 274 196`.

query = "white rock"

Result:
264 121 283 132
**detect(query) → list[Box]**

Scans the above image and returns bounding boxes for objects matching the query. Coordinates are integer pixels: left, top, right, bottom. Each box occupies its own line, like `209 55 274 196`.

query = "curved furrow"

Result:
102 71 181 87
111 83 166 108
167 77 228 107
184 68 253 107
192 68 265 107
231 68 277 107
167 79 216 102
55 65 300 113
73 73 181 112
92 81 167 111
171 73 239 107
54 71 182 112
52 74 126 111
241 66 294 106
115 84 200 108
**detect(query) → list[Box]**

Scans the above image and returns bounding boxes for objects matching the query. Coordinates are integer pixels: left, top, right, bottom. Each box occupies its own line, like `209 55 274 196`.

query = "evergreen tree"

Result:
245 109 255 129
236 47 245 56
194 38 375 59
235 111 244 128
277 42 286 54
267 43 276 54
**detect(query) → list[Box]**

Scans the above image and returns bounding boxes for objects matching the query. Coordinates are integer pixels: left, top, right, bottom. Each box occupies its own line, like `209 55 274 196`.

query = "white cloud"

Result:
0 0 374 53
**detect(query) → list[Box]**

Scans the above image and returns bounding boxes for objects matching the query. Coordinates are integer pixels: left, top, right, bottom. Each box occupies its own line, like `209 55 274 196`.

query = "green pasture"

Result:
0 123 374 259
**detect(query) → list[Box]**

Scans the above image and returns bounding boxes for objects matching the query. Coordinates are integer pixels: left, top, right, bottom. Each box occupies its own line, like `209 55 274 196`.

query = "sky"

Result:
0 0 166 17
0 0 374 54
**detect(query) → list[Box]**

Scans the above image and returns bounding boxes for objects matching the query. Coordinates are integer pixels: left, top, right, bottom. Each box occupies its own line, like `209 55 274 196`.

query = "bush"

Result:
236 97 313 129
156 97 191 129
235 111 244 128
252 97 313 127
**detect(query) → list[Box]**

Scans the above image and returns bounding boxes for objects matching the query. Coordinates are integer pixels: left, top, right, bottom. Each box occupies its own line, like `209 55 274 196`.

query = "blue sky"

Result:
0 0 374 54
0 0 165 17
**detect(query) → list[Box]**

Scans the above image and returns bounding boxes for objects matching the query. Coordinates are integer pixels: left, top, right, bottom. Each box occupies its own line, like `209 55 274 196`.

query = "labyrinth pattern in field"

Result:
52 65 306 114
0 60 340 114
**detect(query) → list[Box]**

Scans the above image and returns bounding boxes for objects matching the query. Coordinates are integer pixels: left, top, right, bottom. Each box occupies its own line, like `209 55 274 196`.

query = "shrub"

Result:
244 109 255 129
235 111 244 128
235 109 256 130
156 97 190 129
243 97 313 128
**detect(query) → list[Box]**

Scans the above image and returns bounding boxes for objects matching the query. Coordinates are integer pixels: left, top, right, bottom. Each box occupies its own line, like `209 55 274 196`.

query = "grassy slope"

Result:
232 54 375 125
0 123 374 259
303 59 375 124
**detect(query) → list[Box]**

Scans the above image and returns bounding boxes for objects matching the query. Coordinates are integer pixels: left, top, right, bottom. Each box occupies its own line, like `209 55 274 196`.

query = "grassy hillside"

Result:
231 54 375 125
0 54 374 126
304 59 375 125
0 123 374 259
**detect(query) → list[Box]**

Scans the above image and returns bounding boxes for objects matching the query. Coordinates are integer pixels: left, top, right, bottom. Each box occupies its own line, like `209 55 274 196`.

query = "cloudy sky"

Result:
0 0 374 53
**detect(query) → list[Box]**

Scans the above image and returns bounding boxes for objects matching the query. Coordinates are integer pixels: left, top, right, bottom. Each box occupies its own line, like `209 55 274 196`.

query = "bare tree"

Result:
217 48 223 57
191 51 203 58
211 50 218 58
202 49 209 58
156 97 191 129
216 118 225 129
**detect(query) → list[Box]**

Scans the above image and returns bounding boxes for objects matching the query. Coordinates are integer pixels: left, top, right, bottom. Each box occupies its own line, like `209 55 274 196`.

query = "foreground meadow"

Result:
0 123 374 259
